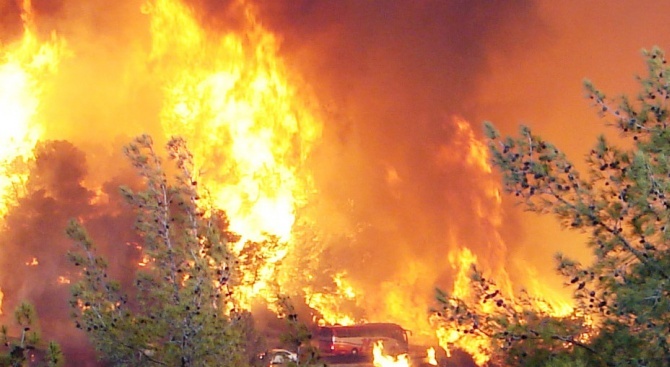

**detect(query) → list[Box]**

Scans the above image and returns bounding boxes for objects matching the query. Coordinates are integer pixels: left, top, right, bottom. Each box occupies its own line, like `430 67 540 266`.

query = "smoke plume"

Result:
5 0 670 363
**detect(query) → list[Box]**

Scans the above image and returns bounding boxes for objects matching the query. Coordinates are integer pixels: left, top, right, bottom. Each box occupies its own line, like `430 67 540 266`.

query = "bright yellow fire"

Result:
146 0 320 243
434 247 574 365
143 0 322 309
0 2 580 362
373 341 410 367
0 0 66 316
426 347 438 365
0 0 65 216
524 267 574 317
430 118 576 365
440 247 492 365
305 271 358 325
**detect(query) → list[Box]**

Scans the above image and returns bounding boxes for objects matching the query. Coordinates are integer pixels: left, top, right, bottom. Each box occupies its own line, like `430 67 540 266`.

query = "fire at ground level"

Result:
288 351 475 367
320 347 477 367
258 331 476 367
253 311 479 367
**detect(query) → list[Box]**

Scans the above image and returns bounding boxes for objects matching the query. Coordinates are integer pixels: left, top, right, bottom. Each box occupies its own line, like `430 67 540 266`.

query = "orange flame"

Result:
430 118 575 365
0 2 580 362
0 0 66 215
142 0 322 311
146 0 321 243
305 271 358 325
372 341 410 367
0 0 66 317
443 247 492 365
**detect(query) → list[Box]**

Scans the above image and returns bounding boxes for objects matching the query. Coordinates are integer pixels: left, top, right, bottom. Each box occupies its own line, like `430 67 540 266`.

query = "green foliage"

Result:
44 342 64 367
275 296 323 367
436 47 670 366
432 270 597 367
0 302 63 367
67 135 253 366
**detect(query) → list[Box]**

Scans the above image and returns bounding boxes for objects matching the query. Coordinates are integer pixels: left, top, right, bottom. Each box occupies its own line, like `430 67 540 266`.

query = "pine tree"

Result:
67 135 251 366
0 302 63 367
434 47 670 366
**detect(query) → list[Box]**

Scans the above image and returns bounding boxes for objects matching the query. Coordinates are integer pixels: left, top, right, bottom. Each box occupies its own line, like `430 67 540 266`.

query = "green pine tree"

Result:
434 47 670 367
0 302 63 367
67 135 251 366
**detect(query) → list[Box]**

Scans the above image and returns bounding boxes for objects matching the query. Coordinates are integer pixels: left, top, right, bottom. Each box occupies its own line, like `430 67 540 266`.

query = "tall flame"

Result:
0 0 66 315
146 0 320 243
440 247 492 365
0 0 65 216
143 0 322 309
431 118 573 365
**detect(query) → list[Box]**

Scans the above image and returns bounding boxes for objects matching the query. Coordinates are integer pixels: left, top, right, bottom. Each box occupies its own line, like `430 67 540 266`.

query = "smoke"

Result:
9 0 667 362
0 0 550 353
0 0 22 40
0 140 141 364
237 0 545 333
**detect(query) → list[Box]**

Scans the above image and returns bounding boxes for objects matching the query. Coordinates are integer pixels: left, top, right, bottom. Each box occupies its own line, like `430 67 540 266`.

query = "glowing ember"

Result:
138 254 150 267
25 257 38 266
373 341 410 367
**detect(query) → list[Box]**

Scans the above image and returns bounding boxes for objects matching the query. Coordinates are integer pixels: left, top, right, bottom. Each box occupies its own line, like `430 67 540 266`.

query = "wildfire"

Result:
142 0 322 310
523 266 574 317
433 246 575 365
440 247 492 365
373 341 411 367
0 0 66 317
305 272 358 325
429 118 578 365
0 1 583 364
0 0 65 216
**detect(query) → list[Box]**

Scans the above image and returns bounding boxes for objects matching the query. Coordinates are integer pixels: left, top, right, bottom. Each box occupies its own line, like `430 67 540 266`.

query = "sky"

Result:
2 0 670 364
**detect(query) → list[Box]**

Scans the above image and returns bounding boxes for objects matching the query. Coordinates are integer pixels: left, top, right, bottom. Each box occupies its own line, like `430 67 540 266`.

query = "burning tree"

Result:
434 47 670 367
66 135 250 366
